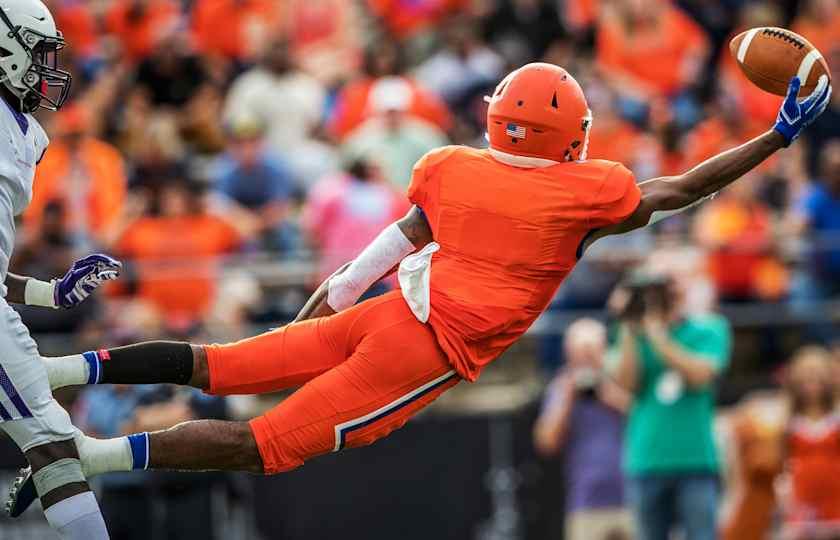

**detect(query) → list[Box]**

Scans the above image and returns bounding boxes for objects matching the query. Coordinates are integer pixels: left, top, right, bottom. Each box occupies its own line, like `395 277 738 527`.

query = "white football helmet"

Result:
0 0 70 113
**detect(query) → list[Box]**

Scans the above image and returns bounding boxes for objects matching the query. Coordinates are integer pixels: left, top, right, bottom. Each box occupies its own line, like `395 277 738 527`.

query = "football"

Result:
730 26 830 97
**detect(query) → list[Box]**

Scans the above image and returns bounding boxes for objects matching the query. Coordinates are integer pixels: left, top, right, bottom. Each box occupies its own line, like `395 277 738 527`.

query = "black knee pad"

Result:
101 341 194 385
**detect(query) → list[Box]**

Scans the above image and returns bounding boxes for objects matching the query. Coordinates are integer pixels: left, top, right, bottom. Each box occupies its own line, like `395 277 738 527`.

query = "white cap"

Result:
368 76 413 113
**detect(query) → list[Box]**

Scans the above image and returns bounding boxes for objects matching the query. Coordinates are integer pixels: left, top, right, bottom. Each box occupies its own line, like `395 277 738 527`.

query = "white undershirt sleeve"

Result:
327 223 416 312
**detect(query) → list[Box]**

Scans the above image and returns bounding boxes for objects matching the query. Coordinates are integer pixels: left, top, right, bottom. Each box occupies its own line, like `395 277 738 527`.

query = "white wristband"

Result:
25 279 57 308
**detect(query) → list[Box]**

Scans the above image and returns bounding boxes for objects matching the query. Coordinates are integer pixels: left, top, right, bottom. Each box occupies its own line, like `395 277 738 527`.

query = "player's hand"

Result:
773 75 832 146
54 254 122 309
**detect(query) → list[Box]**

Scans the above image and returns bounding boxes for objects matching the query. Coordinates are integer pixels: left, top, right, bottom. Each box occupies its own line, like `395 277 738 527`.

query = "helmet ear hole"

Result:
0 48 12 58
551 93 558 109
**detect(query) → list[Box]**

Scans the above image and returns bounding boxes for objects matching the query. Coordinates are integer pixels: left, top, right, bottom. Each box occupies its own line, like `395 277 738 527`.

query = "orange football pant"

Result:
203 291 459 474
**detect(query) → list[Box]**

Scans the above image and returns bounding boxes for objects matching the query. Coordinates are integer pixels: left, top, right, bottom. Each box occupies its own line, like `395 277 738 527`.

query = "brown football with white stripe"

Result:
730 27 830 97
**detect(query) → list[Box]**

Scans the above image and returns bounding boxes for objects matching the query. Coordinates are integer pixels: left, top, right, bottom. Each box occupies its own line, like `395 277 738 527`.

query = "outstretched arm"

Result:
4 254 122 308
586 75 831 248
295 205 433 322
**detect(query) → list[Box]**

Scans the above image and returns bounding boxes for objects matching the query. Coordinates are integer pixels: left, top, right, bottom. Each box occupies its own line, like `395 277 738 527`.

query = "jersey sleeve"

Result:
406 146 457 232
407 152 433 208
588 163 642 229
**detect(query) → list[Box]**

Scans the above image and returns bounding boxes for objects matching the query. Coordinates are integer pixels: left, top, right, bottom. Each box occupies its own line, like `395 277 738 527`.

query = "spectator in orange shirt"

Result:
45 0 98 59
783 346 840 539
596 0 708 128
366 0 466 40
191 0 281 63
25 105 127 251
564 0 600 36
105 0 180 63
791 0 840 58
684 91 775 172
286 0 362 84
115 173 242 330
694 171 788 302
719 391 785 540
328 43 453 140
585 84 644 166
684 102 744 169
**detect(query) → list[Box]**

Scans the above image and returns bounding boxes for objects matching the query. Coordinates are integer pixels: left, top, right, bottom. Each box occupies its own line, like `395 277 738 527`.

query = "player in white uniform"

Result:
0 1 120 538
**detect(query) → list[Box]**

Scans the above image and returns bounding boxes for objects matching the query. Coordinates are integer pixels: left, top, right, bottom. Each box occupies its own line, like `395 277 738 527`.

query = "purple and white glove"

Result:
52 254 122 309
774 75 832 147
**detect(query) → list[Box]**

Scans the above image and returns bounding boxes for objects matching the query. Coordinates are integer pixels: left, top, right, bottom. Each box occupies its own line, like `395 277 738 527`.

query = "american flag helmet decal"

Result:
506 122 526 139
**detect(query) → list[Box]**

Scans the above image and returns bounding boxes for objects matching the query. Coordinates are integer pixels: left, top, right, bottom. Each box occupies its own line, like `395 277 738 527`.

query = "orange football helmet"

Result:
486 63 592 162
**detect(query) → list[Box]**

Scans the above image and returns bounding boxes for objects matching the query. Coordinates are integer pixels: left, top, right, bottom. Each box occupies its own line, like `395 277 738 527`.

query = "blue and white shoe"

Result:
5 467 37 517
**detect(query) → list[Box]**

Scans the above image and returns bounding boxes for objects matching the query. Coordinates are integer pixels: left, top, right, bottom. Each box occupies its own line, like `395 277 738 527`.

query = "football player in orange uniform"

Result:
7 64 832 513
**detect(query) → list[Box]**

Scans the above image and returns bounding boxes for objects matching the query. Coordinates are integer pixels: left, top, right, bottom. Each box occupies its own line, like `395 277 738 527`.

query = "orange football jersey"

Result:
408 146 640 381
787 417 840 521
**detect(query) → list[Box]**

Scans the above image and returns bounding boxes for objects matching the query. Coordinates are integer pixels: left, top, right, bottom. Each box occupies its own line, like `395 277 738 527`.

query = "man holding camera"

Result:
534 318 632 540
610 271 731 540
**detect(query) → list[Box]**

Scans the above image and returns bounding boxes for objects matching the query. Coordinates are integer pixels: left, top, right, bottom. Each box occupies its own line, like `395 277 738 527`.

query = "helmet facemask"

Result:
0 7 71 113
576 110 593 161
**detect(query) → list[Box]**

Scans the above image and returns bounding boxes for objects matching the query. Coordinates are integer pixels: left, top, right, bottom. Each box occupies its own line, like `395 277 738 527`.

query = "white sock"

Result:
43 354 91 390
74 432 148 477
43 491 109 539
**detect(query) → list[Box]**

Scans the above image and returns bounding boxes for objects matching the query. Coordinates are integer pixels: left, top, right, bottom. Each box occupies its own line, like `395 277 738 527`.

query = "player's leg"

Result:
43 296 375 393
0 301 108 538
148 298 457 474
53 295 458 475
5 436 109 539
11 297 389 511
249 322 458 474
43 342 200 390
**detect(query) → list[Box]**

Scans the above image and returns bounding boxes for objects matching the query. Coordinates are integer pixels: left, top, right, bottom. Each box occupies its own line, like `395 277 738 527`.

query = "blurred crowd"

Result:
4 0 840 538
10 0 839 348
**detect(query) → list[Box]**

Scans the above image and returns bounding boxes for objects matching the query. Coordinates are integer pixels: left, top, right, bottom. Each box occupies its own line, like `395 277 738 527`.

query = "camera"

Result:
616 271 673 322
572 367 602 398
